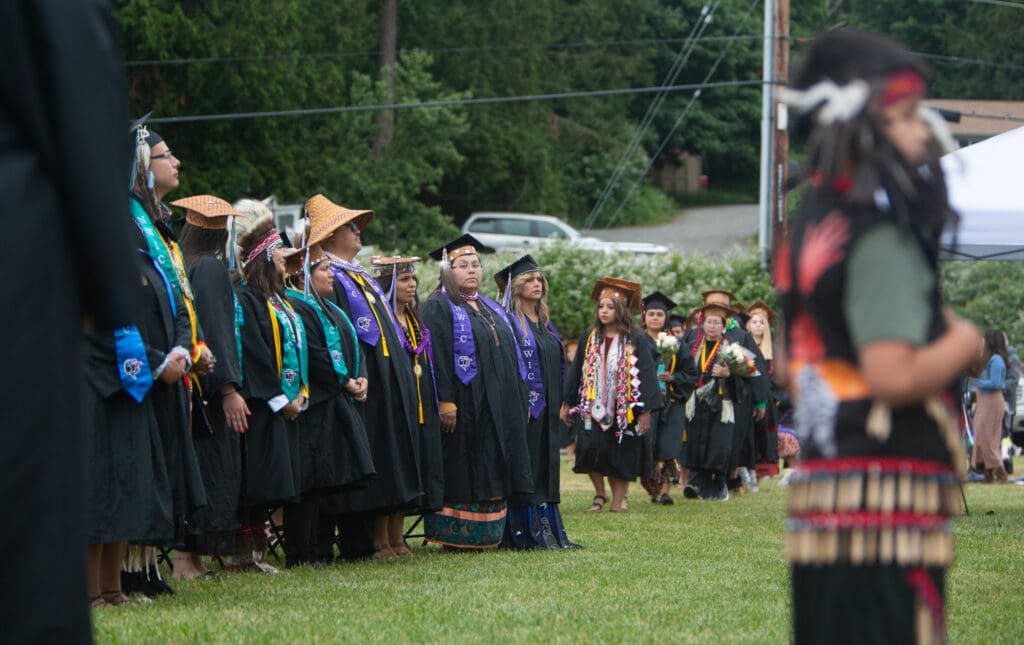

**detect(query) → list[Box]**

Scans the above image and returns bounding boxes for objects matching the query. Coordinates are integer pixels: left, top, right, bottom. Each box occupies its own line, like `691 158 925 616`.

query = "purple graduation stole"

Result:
329 261 387 347
511 317 563 419
447 293 527 386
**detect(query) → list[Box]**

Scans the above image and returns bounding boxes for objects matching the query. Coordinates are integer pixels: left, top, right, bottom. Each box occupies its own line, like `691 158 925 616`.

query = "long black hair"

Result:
790 29 957 252
238 217 284 300
179 223 228 268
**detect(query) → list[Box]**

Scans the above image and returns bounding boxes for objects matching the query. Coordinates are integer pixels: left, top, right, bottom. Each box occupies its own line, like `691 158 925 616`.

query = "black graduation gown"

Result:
401 312 445 513
83 263 177 546
2 2 141 641
562 329 663 481
287 295 376 494
326 273 421 513
420 293 533 503
521 318 564 505
683 336 748 473
724 325 769 471
137 255 208 543
641 334 698 464
187 256 243 537
235 285 299 507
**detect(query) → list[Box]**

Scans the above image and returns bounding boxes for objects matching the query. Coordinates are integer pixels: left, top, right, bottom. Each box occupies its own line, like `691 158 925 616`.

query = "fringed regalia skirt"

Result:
787 457 961 644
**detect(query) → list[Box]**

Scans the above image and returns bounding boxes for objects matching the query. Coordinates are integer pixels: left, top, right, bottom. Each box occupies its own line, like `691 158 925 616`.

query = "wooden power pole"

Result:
772 0 790 254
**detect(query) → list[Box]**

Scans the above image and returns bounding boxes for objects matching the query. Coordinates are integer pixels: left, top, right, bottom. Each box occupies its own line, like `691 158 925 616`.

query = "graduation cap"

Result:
642 290 677 312
494 254 539 291
286 244 331 277
746 298 777 324
699 302 733 321
701 288 737 307
371 255 422 278
427 233 495 264
304 194 373 246
667 314 687 329
591 277 642 312
170 195 247 230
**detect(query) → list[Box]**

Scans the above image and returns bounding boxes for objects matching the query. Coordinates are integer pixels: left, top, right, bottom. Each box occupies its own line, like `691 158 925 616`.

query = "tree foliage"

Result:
114 0 1023 246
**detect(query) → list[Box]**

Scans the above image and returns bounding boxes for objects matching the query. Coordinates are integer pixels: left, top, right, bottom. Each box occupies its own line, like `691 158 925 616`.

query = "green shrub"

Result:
417 244 774 340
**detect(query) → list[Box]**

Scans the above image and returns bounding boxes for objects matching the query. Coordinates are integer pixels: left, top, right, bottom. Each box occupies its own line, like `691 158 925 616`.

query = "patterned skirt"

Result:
787 456 961 644
424 500 507 550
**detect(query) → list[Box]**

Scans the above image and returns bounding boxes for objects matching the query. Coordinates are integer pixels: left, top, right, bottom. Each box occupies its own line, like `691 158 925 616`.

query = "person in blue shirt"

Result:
972 328 1009 483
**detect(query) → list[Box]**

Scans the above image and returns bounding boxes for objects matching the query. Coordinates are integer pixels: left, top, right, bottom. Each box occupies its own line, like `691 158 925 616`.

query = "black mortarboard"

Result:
667 314 687 329
494 254 539 290
427 233 495 262
642 291 677 312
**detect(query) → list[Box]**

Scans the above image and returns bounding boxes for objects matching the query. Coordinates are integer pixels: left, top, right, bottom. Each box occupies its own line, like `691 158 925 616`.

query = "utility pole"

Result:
772 0 790 259
757 0 776 268
757 0 790 268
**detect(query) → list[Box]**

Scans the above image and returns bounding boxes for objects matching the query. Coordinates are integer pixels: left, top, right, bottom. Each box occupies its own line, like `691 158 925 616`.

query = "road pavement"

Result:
588 203 759 255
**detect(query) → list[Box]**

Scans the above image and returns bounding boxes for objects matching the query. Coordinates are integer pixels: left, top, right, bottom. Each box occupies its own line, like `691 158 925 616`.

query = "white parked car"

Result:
462 212 669 254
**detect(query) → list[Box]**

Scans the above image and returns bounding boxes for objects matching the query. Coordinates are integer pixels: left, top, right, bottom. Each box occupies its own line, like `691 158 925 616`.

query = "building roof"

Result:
925 99 1024 140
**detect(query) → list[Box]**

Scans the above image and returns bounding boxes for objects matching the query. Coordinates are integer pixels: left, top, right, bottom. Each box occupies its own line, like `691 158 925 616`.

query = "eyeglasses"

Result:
451 262 482 271
347 222 360 233
150 150 175 160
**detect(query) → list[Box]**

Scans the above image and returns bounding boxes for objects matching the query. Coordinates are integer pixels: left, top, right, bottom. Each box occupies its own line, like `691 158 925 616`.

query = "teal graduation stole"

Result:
129 197 192 301
286 289 360 385
267 295 309 401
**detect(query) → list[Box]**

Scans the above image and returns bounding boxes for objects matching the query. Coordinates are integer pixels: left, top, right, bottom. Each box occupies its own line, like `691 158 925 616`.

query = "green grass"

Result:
94 460 1024 643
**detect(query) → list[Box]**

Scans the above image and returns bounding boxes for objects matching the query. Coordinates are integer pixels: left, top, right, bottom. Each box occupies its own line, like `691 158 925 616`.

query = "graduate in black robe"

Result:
371 256 445 519
562 278 662 513
231 216 306 572
1 1 143 636
638 292 698 505
306 194 421 560
83 256 178 608
682 303 757 501
283 245 376 566
176 195 250 574
683 290 768 494
495 255 578 549
419 235 532 550
123 128 212 596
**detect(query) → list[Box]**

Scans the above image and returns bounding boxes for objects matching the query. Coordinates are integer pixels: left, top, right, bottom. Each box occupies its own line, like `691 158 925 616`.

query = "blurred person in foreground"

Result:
777 30 980 643
1 0 143 640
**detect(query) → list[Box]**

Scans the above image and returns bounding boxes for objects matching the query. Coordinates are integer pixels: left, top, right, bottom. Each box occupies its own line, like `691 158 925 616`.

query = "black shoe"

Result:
683 484 699 499
143 565 175 597
658 493 674 505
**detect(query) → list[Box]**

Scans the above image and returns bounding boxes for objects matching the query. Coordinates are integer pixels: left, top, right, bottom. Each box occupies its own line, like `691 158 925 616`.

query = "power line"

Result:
917 52 1024 73
145 79 767 125
967 0 1024 8
602 0 763 229
125 34 766 67
584 0 723 231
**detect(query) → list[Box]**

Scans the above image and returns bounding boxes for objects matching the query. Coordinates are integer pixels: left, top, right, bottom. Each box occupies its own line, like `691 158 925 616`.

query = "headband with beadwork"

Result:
244 229 283 266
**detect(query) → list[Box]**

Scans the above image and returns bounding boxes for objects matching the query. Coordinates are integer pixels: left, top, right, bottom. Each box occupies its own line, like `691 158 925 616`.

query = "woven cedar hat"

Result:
746 298 777 323
699 302 733 321
591 277 642 312
304 194 373 246
370 255 422 279
283 244 328 277
170 194 247 230
701 289 737 307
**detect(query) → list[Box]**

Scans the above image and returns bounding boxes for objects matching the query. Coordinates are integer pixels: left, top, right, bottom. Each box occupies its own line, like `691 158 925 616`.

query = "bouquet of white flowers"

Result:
718 341 760 378
654 331 678 367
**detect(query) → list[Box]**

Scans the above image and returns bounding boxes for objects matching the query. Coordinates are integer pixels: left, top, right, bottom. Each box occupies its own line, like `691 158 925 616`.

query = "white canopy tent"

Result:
940 125 1024 261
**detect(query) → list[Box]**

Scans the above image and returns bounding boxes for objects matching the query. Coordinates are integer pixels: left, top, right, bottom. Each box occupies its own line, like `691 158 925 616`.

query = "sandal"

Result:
588 494 607 512
101 590 134 607
89 594 107 609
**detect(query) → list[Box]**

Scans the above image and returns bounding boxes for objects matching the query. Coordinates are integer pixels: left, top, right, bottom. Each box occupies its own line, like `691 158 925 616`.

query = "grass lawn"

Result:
94 460 1024 644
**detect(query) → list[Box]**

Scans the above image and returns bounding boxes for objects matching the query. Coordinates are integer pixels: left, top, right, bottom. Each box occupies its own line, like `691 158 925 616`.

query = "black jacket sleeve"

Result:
419 294 455 405
236 288 286 403
189 257 242 394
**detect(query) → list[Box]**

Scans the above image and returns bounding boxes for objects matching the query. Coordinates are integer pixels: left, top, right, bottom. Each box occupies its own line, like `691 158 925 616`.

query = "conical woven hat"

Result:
304 194 373 246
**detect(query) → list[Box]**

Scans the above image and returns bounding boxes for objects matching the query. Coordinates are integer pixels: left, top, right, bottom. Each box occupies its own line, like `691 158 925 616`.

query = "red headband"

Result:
879 70 926 107
245 229 283 265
